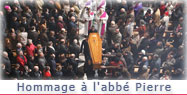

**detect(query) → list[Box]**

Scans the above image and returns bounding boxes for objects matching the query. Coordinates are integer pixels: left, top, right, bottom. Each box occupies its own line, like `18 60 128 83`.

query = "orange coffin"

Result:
88 33 102 66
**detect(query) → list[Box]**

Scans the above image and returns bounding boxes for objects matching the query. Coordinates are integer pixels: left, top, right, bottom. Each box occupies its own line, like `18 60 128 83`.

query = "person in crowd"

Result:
123 50 134 74
162 54 176 72
67 54 78 75
160 70 171 80
154 41 164 56
55 65 63 79
38 28 49 47
2 51 11 78
148 68 160 80
16 43 23 54
107 21 118 45
69 39 80 58
68 16 78 43
144 9 152 24
57 16 67 32
22 65 32 79
31 66 42 80
26 39 36 57
162 12 169 31
172 68 184 80
43 66 52 79
11 16 20 31
38 52 47 72
8 28 17 49
153 6 161 27
27 56 35 71
56 38 68 56
149 54 161 74
138 65 149 80
16 50 27 72
48 17 57 31
48 31 57 47
17 27 28 47
117 67 131 80
10 64 21 80
111 28 122 45
138 56 149 75
124 18 134 39
28 26 38 45
137 19 146 37
46 41 55 58
135 9 144 28
159 1 166 18
47 53 56 76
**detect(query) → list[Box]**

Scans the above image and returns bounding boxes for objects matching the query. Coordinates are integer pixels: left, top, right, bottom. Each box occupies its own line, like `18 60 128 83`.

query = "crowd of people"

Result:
1 0 185 80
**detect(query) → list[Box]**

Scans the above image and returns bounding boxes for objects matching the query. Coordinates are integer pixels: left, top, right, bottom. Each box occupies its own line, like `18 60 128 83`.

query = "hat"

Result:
4 5 11 10
165 11 169 16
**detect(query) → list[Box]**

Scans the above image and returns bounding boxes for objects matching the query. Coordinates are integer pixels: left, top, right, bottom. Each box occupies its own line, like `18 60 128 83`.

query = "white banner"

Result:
0 80 186 94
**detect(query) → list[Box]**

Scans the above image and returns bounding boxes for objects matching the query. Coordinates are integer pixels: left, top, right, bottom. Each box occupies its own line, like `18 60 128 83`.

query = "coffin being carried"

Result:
88 33 102 68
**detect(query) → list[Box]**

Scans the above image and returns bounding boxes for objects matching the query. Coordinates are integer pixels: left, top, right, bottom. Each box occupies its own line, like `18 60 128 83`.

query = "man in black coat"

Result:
46 41 55 58
56 38 69 57
10 64 21 80
67 16 78 43
28 26 38 45
155 21 166 41
20 17 29 31
88 26 97 36
48 16 57 31
10 16 20 31
123 51 134 74
69 39 80 58
84 59 94 80
39 29 49 47
67 54 78 75
38 52 47 72
80 36 91 63
47 53 56 77
31 66 42 80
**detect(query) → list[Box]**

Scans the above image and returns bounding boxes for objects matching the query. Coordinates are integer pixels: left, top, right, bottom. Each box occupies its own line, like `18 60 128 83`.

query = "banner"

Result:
0 80 186 94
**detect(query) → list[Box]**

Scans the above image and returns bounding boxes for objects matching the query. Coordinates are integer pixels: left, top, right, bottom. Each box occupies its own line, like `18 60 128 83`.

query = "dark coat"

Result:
56 44 68 55
39 32 49 47
47 57 56 76
3 57 11 73
31 71 42 80
11 68 20 79
48 21 57 31
28 30 39 44
80 39 91 60
10 21 20 30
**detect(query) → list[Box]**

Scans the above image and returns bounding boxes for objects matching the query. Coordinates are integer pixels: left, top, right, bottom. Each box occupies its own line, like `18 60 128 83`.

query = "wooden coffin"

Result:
88 33 102 68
